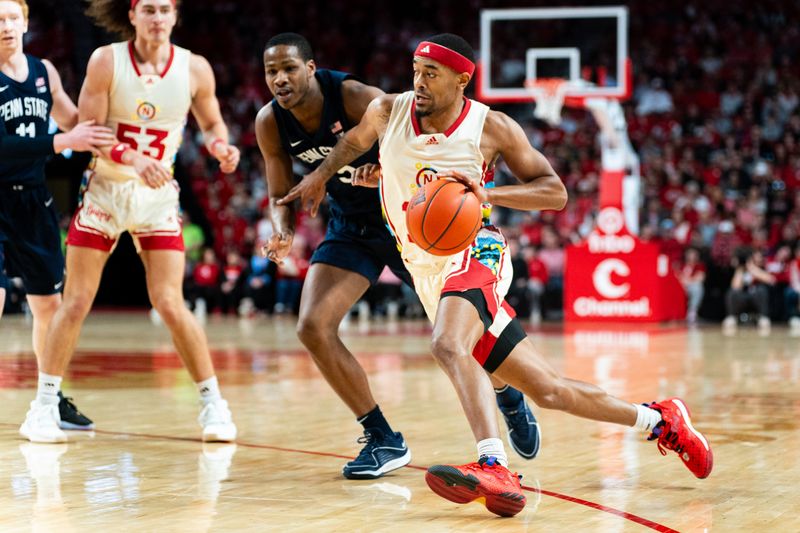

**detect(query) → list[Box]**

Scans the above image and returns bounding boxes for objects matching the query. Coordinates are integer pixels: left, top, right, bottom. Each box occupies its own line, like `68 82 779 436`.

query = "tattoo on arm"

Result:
315 135 369 178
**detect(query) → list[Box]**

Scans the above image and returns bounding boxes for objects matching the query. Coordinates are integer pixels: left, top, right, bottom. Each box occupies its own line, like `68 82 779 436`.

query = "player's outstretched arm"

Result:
481 110 568 212
190 54 240 174
276 93 395 216
255 104 295 264
0 58 114 159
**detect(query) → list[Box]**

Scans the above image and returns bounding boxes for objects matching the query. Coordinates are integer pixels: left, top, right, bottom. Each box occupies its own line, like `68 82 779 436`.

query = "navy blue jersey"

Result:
0 55 53 186
271 69 382 224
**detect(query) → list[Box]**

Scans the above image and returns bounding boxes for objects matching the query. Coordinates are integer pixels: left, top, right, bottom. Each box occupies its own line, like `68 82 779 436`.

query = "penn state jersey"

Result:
0 55 52 185
271 69 382 223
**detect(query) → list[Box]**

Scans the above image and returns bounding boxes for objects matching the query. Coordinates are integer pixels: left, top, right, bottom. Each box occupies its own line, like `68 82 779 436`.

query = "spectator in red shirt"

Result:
766 245 791 284
525 246 549 324
538 228 565 295
191 248 222 314
659 171 685 211
519 212 543 247
220 251 245 316
678 247 706 323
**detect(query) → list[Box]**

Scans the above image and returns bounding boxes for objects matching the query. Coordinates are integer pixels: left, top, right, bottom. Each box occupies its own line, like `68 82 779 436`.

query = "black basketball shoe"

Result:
58 392 94 430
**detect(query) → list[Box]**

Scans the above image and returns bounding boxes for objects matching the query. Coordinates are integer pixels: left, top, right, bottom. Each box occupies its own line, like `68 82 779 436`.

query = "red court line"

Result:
0 423 679 532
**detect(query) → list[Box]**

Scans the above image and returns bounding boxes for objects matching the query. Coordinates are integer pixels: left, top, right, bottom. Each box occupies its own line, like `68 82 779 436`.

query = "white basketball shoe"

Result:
20 400 67 443
198 399 237 442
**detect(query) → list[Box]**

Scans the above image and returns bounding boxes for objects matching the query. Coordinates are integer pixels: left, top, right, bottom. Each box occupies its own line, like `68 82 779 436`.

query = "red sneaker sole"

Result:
425 465 526 517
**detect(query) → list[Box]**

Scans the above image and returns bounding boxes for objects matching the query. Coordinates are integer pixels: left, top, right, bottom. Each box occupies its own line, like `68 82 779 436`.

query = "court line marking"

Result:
0 424 678 532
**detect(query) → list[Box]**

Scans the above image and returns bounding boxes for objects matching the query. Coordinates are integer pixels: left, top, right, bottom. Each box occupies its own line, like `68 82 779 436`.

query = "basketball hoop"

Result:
525 78 570 126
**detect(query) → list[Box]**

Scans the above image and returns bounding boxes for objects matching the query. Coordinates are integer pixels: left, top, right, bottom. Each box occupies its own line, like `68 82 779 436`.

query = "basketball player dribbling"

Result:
280 33 713 516
20 0 239 443
257 33 540 479
1 0 115 433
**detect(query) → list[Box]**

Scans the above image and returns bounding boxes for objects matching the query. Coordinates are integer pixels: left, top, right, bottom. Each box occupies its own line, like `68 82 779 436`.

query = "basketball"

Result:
406 179 482 256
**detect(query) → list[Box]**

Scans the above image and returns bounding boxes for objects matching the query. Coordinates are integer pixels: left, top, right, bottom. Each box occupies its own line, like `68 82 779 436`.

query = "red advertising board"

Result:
564 207 685 322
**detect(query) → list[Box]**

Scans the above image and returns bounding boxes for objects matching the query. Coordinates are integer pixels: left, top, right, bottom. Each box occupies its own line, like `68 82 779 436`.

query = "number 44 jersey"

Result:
0 54 53 186
93 41 191 182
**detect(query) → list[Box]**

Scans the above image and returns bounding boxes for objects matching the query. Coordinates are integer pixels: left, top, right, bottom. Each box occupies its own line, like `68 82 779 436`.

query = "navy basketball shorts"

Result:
310 215 412 287
0 184 65 296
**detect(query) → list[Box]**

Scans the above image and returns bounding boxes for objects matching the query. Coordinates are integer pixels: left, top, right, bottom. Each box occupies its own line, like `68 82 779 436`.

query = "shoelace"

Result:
475 456 524 483
354 431 382 460
504 408 530 431
648 422 685 457
61 396 83 416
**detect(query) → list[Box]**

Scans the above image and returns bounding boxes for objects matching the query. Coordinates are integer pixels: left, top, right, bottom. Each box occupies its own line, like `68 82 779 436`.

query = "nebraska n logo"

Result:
420 45 430 53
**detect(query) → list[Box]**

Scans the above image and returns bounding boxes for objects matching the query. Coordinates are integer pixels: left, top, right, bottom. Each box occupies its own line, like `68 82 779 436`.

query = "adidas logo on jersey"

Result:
425 136 439 145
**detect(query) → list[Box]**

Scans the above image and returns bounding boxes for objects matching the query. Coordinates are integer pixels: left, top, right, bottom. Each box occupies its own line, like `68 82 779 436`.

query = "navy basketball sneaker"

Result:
498 396 541 459
57 392 95 430
343 428 411 479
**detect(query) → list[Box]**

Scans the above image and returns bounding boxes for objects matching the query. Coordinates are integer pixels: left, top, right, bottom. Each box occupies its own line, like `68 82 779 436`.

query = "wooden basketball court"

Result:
1 312 797 531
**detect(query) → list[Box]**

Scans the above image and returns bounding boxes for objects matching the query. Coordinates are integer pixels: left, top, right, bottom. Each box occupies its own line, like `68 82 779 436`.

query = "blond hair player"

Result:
20 0 239 443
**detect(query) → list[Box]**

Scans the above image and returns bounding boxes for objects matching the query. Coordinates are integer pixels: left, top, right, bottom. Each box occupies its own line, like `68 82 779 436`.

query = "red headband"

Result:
414 41 475 77
131 0 176 8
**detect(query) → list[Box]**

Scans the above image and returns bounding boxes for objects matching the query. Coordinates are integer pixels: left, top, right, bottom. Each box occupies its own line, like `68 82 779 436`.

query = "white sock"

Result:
197 376 222 405
37 372 62 405
477 437 508 467
633 404 662 432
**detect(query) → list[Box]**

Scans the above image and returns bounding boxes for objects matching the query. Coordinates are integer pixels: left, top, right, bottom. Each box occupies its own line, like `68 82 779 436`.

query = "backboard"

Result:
478 6 630 105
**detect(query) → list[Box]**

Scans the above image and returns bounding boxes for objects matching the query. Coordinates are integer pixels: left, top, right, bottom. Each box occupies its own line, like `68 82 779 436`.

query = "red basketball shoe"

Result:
648 397 713 479
425 456 526 517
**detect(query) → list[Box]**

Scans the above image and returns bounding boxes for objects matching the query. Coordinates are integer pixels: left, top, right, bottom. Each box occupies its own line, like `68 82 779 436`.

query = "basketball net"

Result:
525 78 570 126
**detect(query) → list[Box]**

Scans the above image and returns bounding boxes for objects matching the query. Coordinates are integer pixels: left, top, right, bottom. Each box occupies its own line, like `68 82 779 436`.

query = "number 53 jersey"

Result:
67 42 190 252
92 41 191 182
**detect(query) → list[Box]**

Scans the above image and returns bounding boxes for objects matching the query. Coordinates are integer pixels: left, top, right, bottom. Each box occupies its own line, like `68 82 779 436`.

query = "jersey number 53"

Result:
117 123 169 160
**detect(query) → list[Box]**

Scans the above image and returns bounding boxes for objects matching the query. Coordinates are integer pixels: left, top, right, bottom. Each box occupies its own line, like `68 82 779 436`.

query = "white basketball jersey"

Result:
93 41 192 181
379 91 490 276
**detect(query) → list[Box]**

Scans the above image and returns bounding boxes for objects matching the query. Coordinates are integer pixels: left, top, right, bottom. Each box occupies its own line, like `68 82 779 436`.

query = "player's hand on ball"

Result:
132 152 172 188
213 142 240 173
352 164 381 188
277 170 327 217
438 169 488 203
262 232 293 264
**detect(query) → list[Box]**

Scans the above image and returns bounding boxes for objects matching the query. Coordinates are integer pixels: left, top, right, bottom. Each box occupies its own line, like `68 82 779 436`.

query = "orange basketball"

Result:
406 179 482 256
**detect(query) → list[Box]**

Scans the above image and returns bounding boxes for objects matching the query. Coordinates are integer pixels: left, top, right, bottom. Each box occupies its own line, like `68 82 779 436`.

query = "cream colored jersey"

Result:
379 91 491 277
92 41 192 181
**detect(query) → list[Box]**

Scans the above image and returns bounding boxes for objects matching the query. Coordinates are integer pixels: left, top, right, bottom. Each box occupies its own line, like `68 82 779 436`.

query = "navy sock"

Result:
357 405 395 438
494 385 524 409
